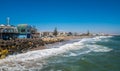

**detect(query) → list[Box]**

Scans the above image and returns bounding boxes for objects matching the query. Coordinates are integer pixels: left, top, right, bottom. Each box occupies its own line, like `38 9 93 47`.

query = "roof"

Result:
17 24 32 28
0 24 5 26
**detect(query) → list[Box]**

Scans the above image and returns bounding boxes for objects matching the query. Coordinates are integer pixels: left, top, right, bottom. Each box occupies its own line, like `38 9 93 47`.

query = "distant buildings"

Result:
1 17 108 40
40 32 53 37
57 32 68 36
39 31 69 37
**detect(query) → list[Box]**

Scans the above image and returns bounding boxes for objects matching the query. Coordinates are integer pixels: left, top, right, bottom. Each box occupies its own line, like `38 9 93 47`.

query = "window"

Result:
21 29 26 32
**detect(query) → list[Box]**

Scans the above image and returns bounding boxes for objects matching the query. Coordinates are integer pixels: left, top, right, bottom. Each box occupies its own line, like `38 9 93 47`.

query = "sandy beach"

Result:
29 36 94 51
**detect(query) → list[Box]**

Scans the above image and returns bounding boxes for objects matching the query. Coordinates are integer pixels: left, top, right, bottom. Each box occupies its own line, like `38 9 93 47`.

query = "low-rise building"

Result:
0 18 39 40
0 24 18 40
17 24 39 38
40 32 54 37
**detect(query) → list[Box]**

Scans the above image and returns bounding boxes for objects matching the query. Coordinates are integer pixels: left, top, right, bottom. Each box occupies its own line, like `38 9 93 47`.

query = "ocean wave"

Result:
0 36 112 70
86 45 112 52
92 36 113 41
63 44 112 57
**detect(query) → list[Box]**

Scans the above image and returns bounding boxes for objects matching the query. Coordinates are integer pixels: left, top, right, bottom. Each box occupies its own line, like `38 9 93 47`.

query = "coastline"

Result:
0 35 116 71
29 36 94 51
0 35 94 59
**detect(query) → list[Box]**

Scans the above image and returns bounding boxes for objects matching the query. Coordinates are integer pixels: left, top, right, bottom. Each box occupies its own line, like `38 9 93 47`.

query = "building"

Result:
0 17 40 40
40 32 54 37
0 18 18 40
57 32 68 36
17 24 32 38
17 24 39 38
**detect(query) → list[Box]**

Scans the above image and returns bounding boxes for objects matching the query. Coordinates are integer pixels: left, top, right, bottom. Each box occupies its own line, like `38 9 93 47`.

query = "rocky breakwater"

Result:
0 37 64 59
42 37 64 44
0 38 44 59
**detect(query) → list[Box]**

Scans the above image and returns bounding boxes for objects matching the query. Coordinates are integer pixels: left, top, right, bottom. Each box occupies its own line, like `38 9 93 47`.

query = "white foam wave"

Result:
0 36 112 70
92 36 113 41
0 40 85 70
64 44 112 57
86 45 112 52
64 50 91 57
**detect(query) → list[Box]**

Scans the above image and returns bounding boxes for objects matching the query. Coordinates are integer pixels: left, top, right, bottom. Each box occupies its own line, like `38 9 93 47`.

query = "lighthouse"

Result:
7 17 10 26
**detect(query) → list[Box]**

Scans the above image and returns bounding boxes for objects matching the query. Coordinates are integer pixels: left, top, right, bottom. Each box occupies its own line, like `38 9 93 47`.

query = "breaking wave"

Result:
0 36 113 71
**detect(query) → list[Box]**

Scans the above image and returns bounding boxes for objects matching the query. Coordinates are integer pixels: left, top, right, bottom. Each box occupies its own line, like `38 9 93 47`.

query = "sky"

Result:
0 0 120 34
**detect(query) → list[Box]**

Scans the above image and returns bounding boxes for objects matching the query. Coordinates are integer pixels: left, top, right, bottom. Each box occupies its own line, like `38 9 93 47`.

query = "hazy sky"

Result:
0 0 120 34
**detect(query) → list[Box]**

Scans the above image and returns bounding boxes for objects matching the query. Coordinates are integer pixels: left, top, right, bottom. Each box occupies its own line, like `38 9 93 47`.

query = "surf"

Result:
0 36 113 71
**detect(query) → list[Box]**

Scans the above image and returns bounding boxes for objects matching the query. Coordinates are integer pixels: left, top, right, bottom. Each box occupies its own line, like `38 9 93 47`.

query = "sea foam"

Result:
0 36 112 70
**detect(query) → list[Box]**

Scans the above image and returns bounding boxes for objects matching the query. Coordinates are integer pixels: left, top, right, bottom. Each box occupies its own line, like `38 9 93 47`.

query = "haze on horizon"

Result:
0 0 120 35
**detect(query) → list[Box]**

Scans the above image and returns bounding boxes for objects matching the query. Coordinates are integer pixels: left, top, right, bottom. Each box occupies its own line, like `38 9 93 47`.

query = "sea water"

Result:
0 36 120 71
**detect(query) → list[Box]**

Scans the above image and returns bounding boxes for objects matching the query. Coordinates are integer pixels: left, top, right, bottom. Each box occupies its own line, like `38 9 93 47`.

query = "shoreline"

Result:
0 35 94 59
0 35 117 71
29 35 94 51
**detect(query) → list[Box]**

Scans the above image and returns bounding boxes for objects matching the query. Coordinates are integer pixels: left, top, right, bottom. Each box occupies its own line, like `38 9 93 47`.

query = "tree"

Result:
87 30 90 36
68 32 73 36
53 27 58 36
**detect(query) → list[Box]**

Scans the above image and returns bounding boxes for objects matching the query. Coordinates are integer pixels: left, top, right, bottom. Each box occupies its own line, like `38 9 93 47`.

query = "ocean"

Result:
0 36 120 71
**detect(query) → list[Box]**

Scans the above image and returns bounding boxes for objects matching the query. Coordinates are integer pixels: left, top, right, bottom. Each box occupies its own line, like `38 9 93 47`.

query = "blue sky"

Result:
0 0 120 34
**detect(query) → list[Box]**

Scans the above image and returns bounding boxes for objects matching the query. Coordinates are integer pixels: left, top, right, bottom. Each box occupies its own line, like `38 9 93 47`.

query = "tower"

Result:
7 17 10 26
